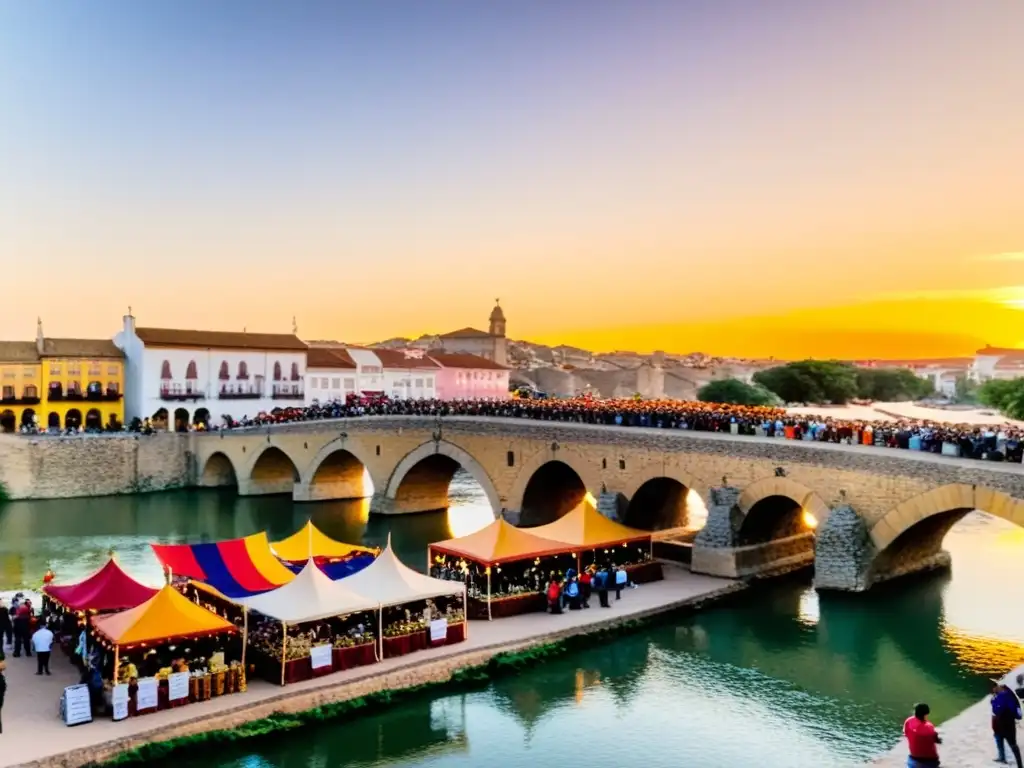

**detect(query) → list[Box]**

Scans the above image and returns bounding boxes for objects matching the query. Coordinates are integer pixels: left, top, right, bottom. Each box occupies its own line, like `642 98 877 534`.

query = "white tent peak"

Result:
237 558 377 624
343 541 463 606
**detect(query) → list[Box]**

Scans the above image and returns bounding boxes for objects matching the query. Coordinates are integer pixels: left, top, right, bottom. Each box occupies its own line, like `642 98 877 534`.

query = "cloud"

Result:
871 286 1024 304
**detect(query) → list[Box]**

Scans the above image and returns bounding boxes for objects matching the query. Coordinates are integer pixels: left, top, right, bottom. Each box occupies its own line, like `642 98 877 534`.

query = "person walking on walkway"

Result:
595 565 611 608
12 600 32 658
991 681 1023 766
0 601 11 647
31 622 53 675
614 565 627 600
904 702 941 767
0 657 6 734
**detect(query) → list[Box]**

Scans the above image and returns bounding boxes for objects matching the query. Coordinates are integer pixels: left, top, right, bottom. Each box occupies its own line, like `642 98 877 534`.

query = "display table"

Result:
443 621 466 646
332 643 377 671
125 668 244 715
467 591 545 620
625 561 663 584
257 645 378 685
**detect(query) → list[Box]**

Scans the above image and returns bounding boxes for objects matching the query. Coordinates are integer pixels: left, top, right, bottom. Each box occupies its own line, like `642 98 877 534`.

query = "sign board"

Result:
429 618 448 643
112 684 130 721
168 671 190 701
310 643 332 670
61 684 93 726
136 677 159 710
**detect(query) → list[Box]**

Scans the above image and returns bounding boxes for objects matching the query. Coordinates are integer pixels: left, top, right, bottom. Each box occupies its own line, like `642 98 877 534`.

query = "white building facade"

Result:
114 313 307 429
305 347 360 405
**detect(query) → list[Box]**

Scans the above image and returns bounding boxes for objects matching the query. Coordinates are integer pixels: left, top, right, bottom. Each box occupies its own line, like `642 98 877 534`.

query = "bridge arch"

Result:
508 450 599 527
304 439 378 501
867 484 1024 584
243 444 302 496
619 467 711 531
737 477 831 536
385 440 501 516
199 451 238 488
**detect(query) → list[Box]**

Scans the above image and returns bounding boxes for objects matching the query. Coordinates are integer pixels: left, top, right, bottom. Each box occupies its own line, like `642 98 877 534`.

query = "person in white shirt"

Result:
31 623 54 676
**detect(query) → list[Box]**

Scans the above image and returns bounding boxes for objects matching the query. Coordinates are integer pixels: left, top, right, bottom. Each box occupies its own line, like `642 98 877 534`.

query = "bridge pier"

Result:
690 486 815 579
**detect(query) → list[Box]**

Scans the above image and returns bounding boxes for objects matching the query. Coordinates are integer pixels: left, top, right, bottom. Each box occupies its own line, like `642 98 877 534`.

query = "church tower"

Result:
489 300 508 366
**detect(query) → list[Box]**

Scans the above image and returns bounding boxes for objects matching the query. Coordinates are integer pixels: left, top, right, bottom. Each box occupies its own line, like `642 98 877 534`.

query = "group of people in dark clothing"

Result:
546 564 628 613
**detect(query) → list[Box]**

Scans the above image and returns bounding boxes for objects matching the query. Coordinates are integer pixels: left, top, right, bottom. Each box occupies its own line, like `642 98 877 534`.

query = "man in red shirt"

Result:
904 702 941 767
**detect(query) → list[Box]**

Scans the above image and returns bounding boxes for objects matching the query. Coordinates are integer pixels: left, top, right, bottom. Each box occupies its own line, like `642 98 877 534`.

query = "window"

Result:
2 371 14 380
415 378 423 388
237 361 248 379
331 378 340 389
49 363 61 376
1 386 13 400
291 362 300 381
507 451 515 467
88 363 101 376
106 382 119 394
426 377 433 388
362 365 382 374
310 379 318 390
185 360 198 380
218 361 230 380
108 365 119 376
273 361 282 381
67 380 81 394
343 378 355 390
23 367 34 378
160 360 172 380
321 377 328 388
68 363 81 376
23 385 37 398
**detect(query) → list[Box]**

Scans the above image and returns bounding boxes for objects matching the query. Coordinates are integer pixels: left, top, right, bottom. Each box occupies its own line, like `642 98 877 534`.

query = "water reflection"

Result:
0 469 495 592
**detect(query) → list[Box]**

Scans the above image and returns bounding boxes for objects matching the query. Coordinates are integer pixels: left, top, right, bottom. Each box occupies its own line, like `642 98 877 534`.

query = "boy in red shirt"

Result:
904 702 941 767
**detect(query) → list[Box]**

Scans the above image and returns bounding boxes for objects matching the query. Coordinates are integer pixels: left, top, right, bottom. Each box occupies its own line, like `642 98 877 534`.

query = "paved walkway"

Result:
870 665 1024 767
1 567 737 768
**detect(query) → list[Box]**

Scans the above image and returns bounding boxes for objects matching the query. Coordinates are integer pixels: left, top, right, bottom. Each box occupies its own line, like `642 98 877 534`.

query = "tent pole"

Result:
487 568 492 621
241 608 249 671
280 621 287 686
113 644 120 684
377 607 383 662
463 583 469 640
426 546 431 573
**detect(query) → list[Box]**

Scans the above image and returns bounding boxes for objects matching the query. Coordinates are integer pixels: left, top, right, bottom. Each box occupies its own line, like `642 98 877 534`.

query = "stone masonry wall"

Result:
0 433 192 500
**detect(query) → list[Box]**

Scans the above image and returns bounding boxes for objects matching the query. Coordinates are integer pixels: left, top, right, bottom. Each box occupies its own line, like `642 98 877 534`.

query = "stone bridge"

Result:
191 416 1024 592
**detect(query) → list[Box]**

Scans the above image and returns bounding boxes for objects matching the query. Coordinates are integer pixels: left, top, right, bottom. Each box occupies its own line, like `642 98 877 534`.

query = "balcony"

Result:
159 389 204 402
0 395 40 406
272 388 305 400
219 389 262 400
47 391 85 402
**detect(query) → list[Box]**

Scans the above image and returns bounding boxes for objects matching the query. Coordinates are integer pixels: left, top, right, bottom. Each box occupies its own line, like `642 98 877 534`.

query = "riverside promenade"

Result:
869 664 1024 767
3 566 740 768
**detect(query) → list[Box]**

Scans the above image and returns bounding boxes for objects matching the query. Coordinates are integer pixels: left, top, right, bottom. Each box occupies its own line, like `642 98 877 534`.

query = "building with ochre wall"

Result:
0 321 124 432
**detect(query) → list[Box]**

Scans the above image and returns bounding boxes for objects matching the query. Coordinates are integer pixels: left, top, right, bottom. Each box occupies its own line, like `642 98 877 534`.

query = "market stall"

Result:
91 586 242 718
428 519 576 620
43 557 159 655
236 560 379 685
151 532 296 599
272 520 378 580
343 537 467 658
528 504 663 584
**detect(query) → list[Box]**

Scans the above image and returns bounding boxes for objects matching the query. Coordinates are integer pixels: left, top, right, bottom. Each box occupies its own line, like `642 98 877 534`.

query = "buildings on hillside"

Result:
0 320 125 432
970 346 1024 383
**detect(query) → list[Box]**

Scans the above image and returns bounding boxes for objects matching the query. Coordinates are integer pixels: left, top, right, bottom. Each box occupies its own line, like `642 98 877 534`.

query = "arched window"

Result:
237 361 249 380
23 385 37 398
106 381 119 394
160 360 172 380
185 360 198 380
273 361 282 381
290 362 300 381
218 361 230 380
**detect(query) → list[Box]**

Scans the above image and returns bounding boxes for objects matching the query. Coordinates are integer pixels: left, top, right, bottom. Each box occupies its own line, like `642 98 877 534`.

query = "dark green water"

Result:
2 474 1022 766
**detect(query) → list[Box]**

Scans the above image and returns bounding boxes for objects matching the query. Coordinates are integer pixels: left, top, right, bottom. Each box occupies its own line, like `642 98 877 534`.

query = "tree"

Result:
978 378 1024 419
753 360 860 404
697 378 780 406
855 368 934 401
953 375 978 404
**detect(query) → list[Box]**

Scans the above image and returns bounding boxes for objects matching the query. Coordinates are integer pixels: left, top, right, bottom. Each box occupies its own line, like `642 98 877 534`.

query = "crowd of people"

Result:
209 395 1024 464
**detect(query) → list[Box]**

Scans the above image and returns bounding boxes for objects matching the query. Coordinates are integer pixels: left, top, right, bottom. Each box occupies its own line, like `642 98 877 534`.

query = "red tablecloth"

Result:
383 633 413 659
468 592 545 620
625 561 663 584
332 643 376 670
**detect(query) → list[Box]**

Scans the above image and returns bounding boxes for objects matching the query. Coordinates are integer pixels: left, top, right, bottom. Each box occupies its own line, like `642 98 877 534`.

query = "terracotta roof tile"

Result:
40 338 123 359
307 347 357 369
438 327 493 339
370 348 440 369
0 342 39 363
976 346 1024 356
136 327 307 351
429 352 509 370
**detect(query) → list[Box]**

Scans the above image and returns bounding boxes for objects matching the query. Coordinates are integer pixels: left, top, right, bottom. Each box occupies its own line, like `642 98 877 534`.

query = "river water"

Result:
2 472 1023 766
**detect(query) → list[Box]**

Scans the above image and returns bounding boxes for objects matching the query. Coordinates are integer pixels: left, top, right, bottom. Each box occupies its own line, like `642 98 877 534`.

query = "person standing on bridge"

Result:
903 702 940 767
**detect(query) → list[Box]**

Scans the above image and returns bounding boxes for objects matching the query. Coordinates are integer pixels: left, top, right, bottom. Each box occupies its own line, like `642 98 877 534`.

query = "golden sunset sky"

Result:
1 1 1021 359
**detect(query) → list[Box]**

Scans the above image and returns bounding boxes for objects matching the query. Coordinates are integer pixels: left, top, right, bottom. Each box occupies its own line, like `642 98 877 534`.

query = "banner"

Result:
168 671 190 701
112 684 130 721
136 677 159 710
430 618 448 643
310 643 333 670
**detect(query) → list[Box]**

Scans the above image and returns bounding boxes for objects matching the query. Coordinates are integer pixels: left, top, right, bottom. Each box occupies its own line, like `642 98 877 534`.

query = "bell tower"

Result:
489 300 508 366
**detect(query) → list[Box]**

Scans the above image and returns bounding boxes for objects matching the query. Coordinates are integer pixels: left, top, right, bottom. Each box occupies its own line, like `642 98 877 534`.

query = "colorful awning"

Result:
43 558 158 613
151 533 295 599
527 504 651 550
272 521 377 562
429 518 571 566
92 585 237 648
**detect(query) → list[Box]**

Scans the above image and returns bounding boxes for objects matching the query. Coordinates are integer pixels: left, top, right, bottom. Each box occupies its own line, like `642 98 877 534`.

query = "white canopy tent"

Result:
236 559 378 624
343 536 465 607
